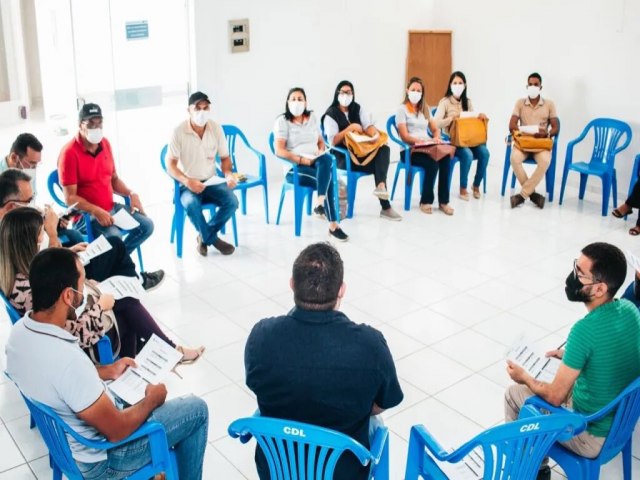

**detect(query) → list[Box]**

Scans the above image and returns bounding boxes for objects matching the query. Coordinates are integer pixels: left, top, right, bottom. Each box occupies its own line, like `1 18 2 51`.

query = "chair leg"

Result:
501 150 512 197
306 191 313 216
404 171 413 211
374 434 390 480
241 189 248 216
176 213 185 259
294 185 303 237
347 175 357 219
276 186 287 225
29 415 35 429
510 172 517 189
231 214 239 247
578 174 588 200
559 167 569 205
622 440 632 480
602 176 612 217
262 184 270 224
612 169 618 209
136 247 144 273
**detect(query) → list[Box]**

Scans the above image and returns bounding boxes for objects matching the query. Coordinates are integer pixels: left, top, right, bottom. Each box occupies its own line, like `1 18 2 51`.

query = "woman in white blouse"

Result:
396 77 454 215
433 71 490 200
273 87 348 241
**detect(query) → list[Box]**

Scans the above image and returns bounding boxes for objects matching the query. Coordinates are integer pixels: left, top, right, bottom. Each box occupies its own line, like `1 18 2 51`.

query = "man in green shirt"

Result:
504 242 640 480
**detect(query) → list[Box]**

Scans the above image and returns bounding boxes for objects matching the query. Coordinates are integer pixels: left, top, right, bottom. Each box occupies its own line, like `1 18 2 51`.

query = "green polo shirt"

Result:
563 299 640 436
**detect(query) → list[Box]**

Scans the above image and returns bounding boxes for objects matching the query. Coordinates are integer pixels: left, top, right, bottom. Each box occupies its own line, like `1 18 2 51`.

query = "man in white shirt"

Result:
6 248 209 479
166 92 239 256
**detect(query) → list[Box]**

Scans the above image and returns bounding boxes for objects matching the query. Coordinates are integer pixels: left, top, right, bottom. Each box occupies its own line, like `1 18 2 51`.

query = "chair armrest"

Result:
524 396 573 415
63 420 169 451
368 426 389 466
409 425 451 461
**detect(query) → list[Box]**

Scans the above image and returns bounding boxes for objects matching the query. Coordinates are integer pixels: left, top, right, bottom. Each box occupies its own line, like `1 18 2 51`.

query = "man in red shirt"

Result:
58 104 163 288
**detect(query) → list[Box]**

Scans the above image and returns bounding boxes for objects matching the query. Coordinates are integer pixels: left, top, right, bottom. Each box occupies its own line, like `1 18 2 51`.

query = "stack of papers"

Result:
98 276 146 300
112 209 140 230
109 334 182 405
459 112 478 119
506 336 560 383
78 235 112 266
519 125 540 135
203 175 227 186
348 131 379 143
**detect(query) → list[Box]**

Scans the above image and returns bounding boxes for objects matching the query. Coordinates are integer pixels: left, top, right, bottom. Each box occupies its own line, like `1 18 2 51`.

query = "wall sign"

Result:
126 21 149 41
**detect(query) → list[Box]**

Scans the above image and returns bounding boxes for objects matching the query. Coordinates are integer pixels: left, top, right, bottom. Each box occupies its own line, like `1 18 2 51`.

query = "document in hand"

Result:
506 336 560 383
459 111 478 119
348 131 380 143
112 208 140 230
109 334 182 405
519 125 540 135
78 235 113 266
626 250 640 273
203 175 227 186
98 275 146 300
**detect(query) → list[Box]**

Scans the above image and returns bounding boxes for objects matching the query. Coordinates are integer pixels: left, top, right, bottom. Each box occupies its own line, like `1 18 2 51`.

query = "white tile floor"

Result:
2 156 640 479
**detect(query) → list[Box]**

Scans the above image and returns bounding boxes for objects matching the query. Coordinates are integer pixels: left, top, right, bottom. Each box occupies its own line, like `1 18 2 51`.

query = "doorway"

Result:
406 31 452 108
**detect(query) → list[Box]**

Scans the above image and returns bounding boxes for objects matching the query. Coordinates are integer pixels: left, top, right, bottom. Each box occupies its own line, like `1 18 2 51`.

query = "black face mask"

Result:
565 271 592 303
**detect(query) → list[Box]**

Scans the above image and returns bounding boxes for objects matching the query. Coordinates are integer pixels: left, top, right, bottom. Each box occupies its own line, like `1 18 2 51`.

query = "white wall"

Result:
431 0 640 193
191 0 434 164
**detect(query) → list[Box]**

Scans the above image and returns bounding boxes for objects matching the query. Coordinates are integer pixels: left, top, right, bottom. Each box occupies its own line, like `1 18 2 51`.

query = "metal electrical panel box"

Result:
229 19 250 53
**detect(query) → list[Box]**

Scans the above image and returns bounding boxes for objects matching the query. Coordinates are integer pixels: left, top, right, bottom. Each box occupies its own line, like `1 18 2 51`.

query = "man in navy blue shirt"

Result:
245 242 403 480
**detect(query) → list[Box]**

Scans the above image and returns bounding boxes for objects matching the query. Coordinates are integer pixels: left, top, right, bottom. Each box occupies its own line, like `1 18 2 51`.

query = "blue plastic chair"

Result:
428 108 487 195
47 171 145 271
229 416 389 480
404 406 585 480
500 119 561 202
222 124 269 223
559 118 632 216
5 373 177 480
387 115 426 211
524 376 640 480
321 127 373 219
159 144 238 258
268 132 340 236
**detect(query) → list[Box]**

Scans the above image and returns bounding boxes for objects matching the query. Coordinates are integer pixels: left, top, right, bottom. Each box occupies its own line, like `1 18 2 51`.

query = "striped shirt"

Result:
563 299 640 436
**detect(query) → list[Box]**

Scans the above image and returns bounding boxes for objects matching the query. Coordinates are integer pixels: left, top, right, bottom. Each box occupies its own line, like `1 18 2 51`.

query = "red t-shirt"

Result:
58 134 115 211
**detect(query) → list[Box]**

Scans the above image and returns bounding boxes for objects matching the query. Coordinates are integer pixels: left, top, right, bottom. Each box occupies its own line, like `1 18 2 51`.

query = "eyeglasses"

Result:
573 259 601 285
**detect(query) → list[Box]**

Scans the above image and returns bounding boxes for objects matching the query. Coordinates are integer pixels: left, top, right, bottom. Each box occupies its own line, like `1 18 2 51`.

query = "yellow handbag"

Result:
449 117 488 147
344 130 389 166
512 131 553 153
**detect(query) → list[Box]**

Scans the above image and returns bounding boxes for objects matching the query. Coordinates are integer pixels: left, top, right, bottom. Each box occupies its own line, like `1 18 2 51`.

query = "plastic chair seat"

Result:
568 161 609 175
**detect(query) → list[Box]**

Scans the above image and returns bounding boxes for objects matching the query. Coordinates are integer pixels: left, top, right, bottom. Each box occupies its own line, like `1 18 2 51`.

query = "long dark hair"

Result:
329 80 359 118
403 77 427 116
444 71 469 111
0 207 43 295
284 87 312 121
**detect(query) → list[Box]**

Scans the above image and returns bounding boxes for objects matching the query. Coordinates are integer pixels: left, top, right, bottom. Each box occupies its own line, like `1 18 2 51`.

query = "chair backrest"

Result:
222 124 244 172
0 289 22 324
47 170 67 208
416 412 585 480
595 376 640 464
268 132 276 155
160 144 168 172
386 115 404 148
584 118 632 167
229 416 374 480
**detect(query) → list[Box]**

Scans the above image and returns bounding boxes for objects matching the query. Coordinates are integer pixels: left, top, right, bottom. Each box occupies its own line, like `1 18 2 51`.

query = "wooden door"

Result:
406 31 452 108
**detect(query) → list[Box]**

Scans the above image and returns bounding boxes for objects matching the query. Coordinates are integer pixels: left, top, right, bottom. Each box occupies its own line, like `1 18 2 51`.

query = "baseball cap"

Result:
188 91 211 106
78 103 103 122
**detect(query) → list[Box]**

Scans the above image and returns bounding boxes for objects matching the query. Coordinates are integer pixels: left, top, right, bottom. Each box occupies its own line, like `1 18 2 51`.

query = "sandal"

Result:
629 225 640 236
613 205 630 218
439 204 454 216
419 204 433 214
177 345 205 365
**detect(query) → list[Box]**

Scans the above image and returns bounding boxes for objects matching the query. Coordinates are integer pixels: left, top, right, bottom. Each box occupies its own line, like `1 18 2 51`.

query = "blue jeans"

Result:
456 144 490 189
77 395 209 479
77 203 154 255
179 183 239 246
59 228 85 247
286 154 338 222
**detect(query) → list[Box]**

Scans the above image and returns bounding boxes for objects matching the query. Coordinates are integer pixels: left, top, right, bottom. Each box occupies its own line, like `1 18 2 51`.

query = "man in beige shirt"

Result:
509 73 559 210
166 92 239 256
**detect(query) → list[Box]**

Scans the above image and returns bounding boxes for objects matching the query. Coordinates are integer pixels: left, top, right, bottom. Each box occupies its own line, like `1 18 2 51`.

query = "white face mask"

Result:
191 110 210 127
451 84 465 98
527 85 541 99
337 94 353 108
73 291 87 319
86 128 103 145
288 101 306 117
407 91 422 104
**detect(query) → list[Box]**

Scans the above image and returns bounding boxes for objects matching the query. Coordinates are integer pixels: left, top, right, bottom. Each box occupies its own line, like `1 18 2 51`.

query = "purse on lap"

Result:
512 131 553 153
410 142 456 161
344 129 389 167
449 117 489 147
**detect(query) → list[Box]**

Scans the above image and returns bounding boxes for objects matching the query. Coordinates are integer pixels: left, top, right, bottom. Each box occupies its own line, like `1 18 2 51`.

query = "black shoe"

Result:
141 270 165 291
313 205 326 218
530 192 546 209
510 194 525 208
196 235 208 256
536 466 551 480
213 238 235 255
329 227 349 242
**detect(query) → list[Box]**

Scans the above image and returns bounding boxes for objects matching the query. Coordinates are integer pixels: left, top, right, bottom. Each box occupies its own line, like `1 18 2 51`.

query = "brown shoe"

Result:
439 204 454 215
510 194 525 208
196 235 207 256
472 187 481 199
530 192 546 209
213 238 235 255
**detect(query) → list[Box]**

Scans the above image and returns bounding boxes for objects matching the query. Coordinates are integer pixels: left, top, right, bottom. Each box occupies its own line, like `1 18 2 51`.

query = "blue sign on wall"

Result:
126 21 149 41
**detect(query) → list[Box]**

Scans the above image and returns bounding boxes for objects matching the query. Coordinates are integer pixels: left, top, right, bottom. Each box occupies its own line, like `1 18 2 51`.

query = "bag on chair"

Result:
512 131 553 153
449 117 489 147
344 130 389 167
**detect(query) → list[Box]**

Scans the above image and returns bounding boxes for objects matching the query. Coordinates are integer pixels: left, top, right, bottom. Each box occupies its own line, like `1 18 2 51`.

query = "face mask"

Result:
527 85 541 99
288 101 306 117
86 128 103 144
191 110 210 127
407 91 422 104
337 94 353 108
451 84 465 98
564 271 592 303
70 289 86 320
